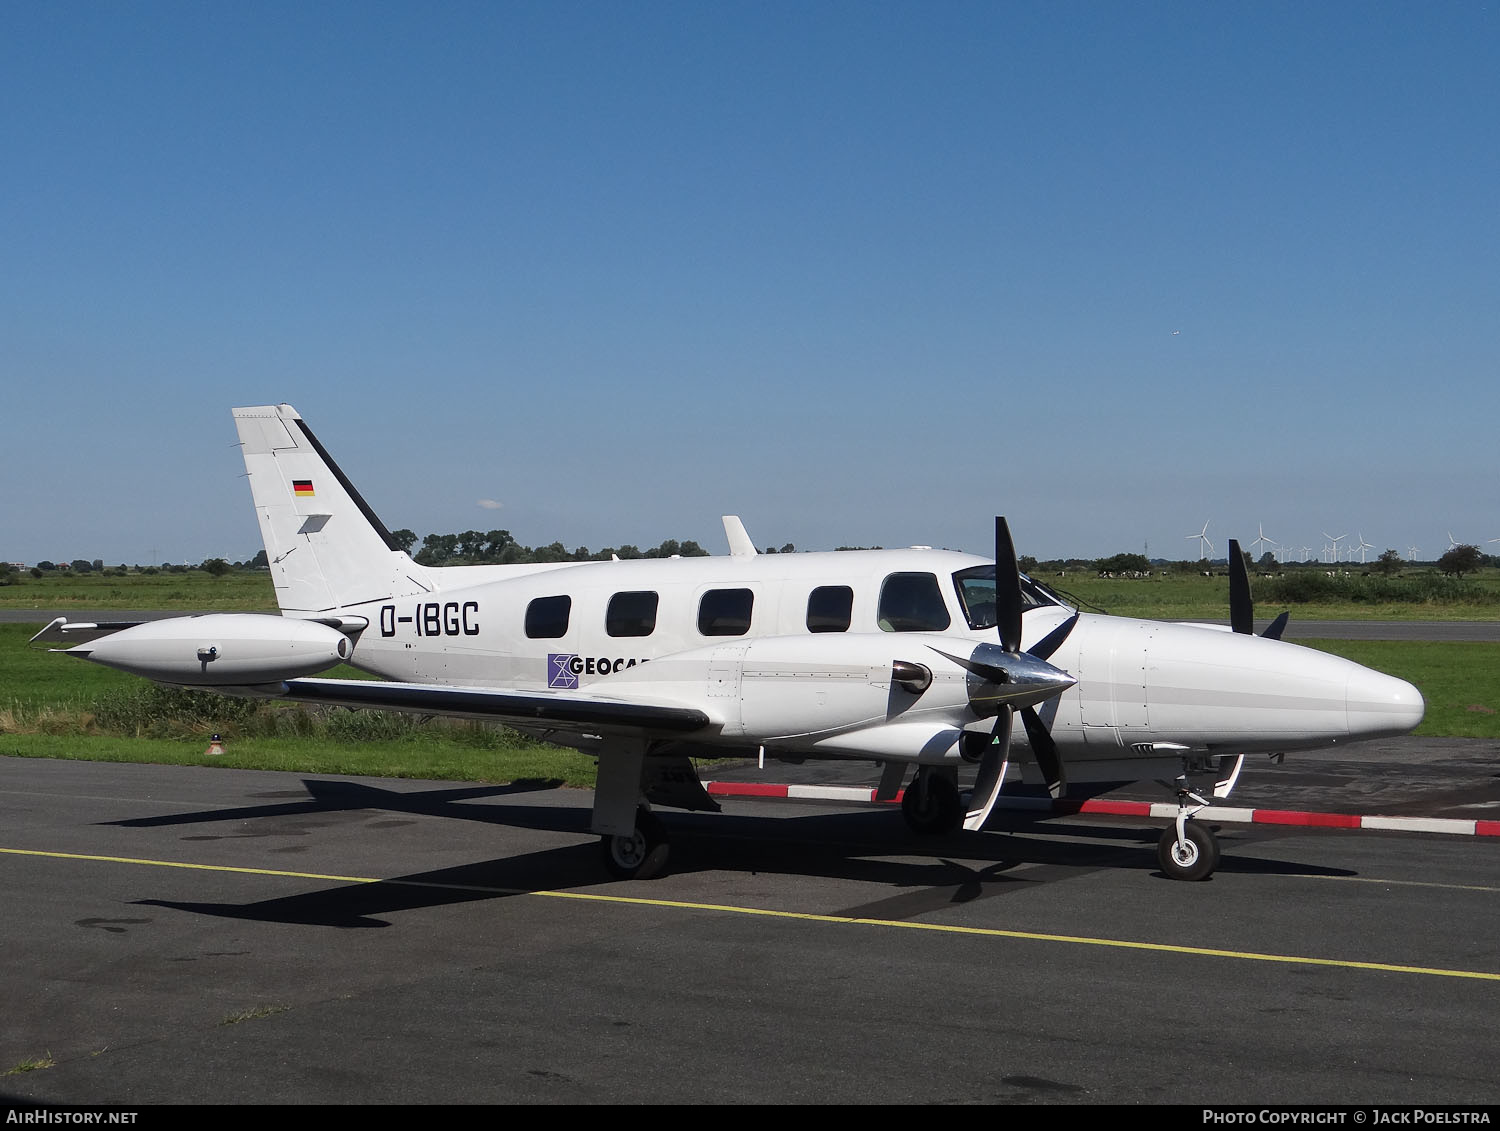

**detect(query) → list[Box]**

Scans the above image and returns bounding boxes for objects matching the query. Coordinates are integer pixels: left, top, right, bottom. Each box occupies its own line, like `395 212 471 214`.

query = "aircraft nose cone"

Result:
1346 668 1425 739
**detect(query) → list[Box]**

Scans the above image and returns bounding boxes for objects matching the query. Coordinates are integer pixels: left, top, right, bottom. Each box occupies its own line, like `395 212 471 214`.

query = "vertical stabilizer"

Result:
723 516 758 557
234 404 432 613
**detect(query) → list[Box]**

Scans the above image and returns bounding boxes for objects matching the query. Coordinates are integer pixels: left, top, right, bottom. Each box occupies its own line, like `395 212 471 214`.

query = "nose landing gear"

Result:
1155 752 1242 881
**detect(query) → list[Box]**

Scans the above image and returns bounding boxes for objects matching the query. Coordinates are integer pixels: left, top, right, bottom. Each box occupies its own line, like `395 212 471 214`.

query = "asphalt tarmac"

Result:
5 612 1499 1105
3 741 1499 1107
705 733 1500 823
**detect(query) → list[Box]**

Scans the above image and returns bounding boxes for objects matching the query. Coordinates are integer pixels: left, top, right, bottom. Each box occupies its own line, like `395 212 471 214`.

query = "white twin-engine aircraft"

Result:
36 404 1425 882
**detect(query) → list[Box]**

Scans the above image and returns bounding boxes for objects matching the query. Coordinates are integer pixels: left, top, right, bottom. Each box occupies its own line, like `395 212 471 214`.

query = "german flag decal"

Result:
293 480 315 497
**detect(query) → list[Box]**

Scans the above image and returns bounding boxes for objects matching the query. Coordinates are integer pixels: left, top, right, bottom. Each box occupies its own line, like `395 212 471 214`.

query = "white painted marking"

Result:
1362 816 1477 835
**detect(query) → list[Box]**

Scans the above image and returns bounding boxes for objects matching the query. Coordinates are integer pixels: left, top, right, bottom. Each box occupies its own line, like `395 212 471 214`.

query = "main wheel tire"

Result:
601 809 670 880
901 772 963 835
1156 822 1219 881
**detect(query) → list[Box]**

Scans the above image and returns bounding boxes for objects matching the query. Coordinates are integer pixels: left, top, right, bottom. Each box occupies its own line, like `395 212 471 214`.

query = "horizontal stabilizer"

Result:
29 617 146 647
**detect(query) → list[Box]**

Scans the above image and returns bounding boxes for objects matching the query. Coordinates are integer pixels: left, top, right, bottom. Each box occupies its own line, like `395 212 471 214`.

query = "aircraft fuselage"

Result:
303 547 1423 777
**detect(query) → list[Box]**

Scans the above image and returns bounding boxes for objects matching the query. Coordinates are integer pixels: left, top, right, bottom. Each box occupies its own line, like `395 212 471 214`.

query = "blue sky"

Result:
3 2 1496 566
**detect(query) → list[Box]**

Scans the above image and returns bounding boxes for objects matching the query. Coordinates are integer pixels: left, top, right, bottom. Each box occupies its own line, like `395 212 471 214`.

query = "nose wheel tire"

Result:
602 809 670 880
1157 822 1219 881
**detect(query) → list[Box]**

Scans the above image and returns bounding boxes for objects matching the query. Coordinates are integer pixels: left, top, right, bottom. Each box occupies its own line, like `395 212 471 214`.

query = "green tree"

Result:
483 529 518 562
389 529 417 554
1373 549 1403 577
201 558 231 577
1438 544 1483 578
415 533 458 565
1095 553 1149 574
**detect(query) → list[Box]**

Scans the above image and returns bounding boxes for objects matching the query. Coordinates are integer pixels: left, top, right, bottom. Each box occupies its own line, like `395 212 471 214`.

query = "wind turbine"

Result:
1249 523 1276 561
1408 545 1420 561
1448 531 1461 550
1186 520 1213 560
1322 531 1346 564
1355 534 1374 564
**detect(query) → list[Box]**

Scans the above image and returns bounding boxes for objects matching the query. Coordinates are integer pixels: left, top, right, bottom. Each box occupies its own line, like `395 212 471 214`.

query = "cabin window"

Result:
607 591 659 637
698 588 754 636
877 572 951 632
524 595 572 639
806 585 853 633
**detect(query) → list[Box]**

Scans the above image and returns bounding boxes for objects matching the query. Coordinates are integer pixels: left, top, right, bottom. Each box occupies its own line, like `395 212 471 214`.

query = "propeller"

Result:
1228 538 1289 640
947 518 1079 830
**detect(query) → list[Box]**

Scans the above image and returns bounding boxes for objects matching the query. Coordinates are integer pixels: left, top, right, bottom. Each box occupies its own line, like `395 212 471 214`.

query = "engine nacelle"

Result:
68 614 352 686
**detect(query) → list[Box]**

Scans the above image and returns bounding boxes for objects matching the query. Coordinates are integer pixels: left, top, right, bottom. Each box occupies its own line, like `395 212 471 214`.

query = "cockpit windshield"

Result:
951 565 1063 631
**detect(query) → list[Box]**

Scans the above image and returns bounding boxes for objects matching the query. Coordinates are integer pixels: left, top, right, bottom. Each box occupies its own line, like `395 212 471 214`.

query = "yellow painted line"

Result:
0 847 378 885
529 890 1500 981
5 846 1499 982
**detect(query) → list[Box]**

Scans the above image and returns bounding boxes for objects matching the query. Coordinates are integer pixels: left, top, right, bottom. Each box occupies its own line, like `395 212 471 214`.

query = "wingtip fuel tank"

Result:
64 614 351 686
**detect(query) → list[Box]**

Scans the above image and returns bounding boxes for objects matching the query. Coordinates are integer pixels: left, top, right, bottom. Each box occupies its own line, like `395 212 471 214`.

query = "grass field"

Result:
1048 568 1500 622
0 624 599 785
0 569 275 611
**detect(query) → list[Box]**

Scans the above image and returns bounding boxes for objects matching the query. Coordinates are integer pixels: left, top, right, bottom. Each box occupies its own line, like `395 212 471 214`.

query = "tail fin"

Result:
234 404 432 613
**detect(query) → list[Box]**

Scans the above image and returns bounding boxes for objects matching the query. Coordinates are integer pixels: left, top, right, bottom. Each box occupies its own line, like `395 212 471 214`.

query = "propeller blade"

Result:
1020 706 1067 799
1027 612 1079 661
995 516 1023 654
1228 538 1253 635
1261 611 1290 640
963 706 1013 831
928 647 1009 688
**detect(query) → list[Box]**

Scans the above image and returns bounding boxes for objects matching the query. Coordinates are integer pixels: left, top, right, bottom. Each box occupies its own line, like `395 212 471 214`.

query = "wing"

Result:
265 677 714 737
33 616 712 737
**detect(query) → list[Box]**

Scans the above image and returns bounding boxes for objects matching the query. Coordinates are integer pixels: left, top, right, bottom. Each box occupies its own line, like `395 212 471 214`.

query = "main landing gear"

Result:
900 767 963 835
601 807 670 881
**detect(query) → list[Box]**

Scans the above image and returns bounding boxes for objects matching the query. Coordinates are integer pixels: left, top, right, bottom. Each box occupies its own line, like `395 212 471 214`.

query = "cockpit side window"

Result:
877 572 951 632
952 565 1060 630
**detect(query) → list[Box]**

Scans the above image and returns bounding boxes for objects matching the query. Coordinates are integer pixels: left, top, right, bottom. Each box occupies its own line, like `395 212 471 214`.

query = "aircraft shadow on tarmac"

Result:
118 780 1355 928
